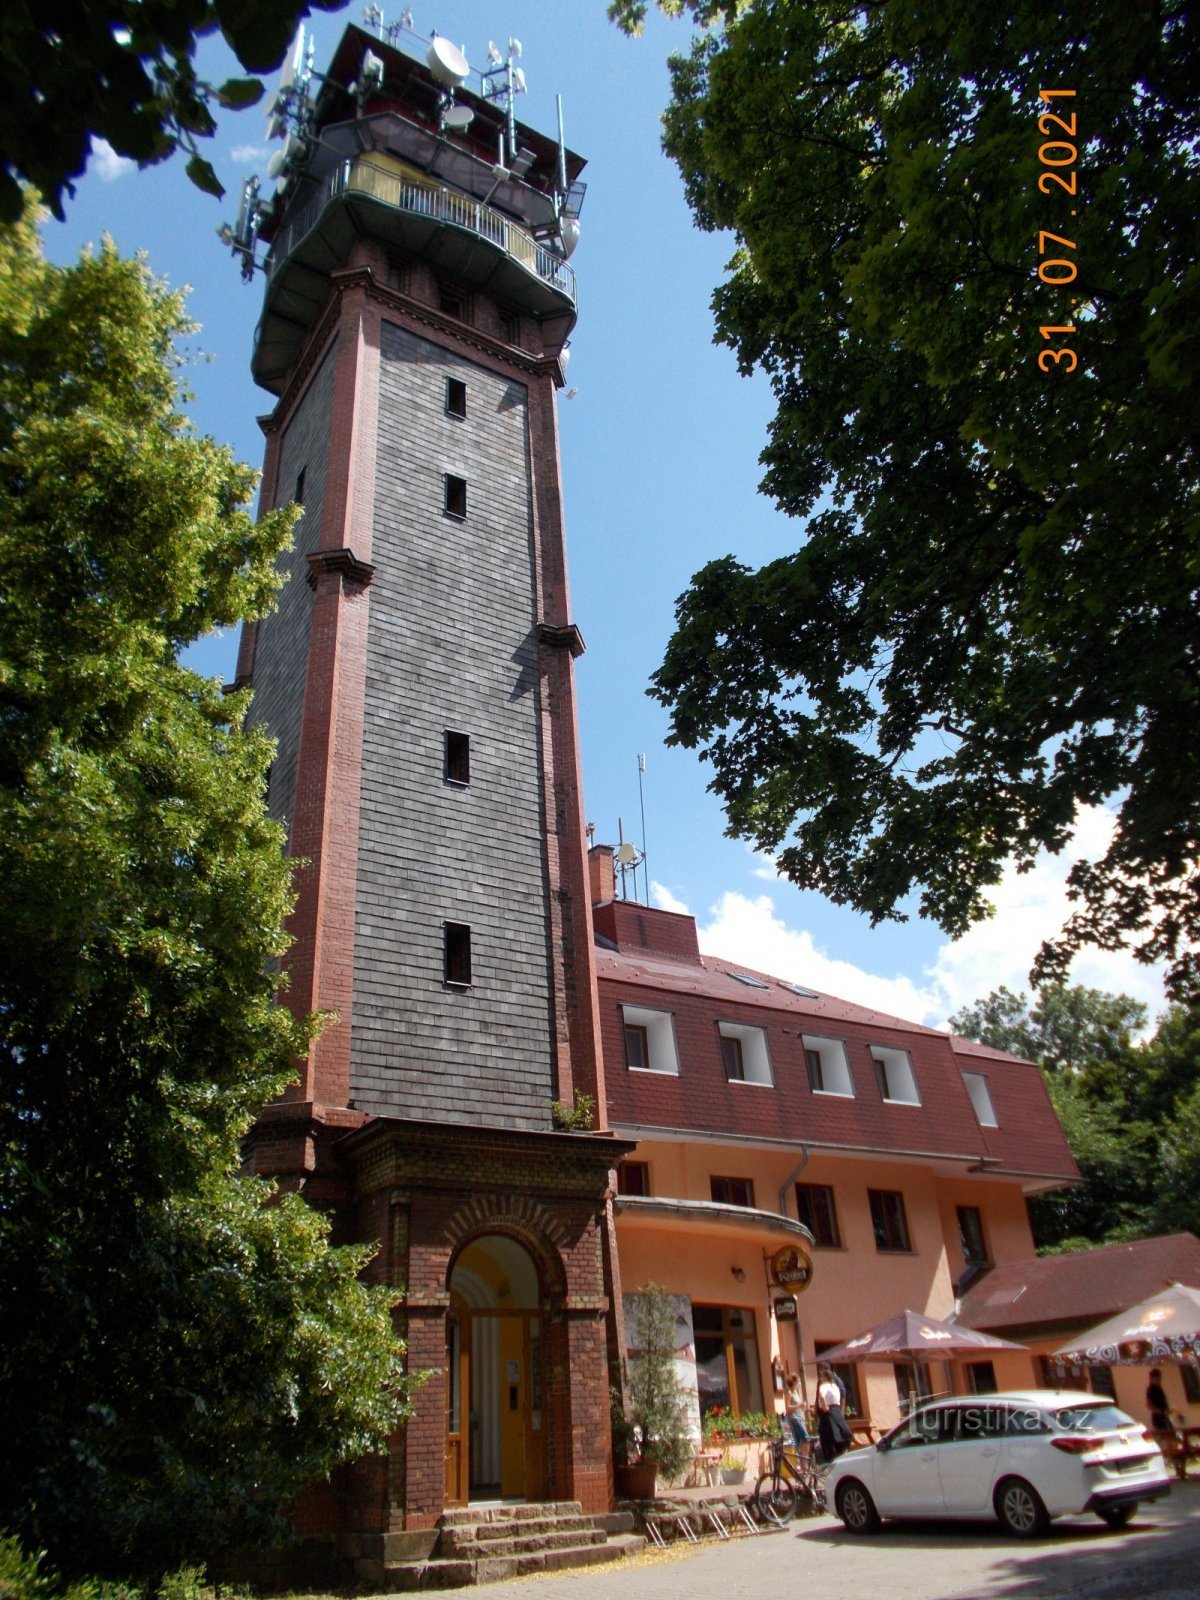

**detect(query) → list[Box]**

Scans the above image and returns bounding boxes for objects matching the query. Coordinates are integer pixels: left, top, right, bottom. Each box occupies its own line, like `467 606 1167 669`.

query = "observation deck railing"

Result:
264 158 576 304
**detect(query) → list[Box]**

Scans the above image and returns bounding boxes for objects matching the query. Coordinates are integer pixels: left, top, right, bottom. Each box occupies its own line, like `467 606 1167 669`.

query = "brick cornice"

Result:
362 275 564 380
536 620 586 658
306 547 377 590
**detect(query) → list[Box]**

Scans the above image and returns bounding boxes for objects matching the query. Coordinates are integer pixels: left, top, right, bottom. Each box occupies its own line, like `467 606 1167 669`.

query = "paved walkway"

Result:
374 1481 1200 1600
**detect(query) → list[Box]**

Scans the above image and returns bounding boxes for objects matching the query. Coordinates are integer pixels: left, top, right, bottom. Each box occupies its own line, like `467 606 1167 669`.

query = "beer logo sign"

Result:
770 1246 813 1291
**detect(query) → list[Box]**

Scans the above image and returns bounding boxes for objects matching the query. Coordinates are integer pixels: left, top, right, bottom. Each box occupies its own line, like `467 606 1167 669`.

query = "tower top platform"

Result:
252 23 586 392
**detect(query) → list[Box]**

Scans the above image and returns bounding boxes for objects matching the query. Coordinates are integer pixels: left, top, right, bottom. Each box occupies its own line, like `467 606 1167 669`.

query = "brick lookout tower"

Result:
232 19 629 1571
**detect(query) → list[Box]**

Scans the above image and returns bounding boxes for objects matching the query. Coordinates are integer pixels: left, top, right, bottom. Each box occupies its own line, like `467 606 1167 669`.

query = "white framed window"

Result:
802 1034 854 1097
621 1004 680 1076
871 1045 921 1105
963 1071 999 1127
718 1021 773 1086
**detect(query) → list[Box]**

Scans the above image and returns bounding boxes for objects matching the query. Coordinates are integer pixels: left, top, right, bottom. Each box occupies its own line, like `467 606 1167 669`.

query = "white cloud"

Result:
90 139 135 182
694 890 943 1022
650 880 690 916
925 804 1167 1025
231 144 268 165
675 806 1169 1030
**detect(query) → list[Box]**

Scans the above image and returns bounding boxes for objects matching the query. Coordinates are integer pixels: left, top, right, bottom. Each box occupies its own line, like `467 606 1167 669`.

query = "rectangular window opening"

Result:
443 921 472 987
803 1035 854 1097
717 1022 773 1085
444 729 470 785
796 1182 841 1248
445 376 467 419
868 1188 912 1252
693 1304 764 1418
620 1005 680 1075
721 1035 745 1080
444 473 467 520
617 1161 650 1197
963 1070 999 1127
438 280 471 321
871 1045 921 1105
957 1204 989 1266
710 1175 755 1208
294 466 306 506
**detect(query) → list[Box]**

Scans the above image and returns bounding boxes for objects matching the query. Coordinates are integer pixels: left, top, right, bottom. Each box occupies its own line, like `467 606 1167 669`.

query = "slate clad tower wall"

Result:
351 324 556 1127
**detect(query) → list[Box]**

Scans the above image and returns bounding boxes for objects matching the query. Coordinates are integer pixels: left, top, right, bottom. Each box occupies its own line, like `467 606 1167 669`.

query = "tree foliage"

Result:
629 0 1200 999
0 207 411 1579
0 0 348 221
950 986 1200 1251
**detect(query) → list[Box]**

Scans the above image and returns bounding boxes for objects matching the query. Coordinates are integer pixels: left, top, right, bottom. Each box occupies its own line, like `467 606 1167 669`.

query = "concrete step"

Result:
381 1534 643 1590
439 1501 582 1527
445 1513 593 1546
440 1525 607 1560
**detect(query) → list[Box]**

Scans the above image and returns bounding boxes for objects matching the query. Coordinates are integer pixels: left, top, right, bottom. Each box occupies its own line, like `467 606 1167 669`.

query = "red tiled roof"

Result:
959 1234 1200 1334
594 943 947 1038
595 938 1079 1184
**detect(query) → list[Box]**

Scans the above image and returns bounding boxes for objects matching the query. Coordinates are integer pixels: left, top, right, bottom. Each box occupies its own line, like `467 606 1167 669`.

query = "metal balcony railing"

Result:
264 158 576 304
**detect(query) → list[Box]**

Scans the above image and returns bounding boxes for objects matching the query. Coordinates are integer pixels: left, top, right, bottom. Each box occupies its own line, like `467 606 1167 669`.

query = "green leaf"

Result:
184 153 224 199
215 76 265 109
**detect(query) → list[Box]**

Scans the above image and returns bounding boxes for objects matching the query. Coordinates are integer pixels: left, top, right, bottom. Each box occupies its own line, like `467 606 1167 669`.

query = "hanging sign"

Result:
769 1245 814 1292
774 1296 799 1322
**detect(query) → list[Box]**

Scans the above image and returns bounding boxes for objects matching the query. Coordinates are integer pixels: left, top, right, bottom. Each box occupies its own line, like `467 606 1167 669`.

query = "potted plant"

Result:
719 1451 746 1485
612 1284 695 1497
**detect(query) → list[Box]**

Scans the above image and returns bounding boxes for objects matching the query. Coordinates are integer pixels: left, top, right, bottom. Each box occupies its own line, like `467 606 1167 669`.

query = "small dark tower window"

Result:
444 922 472 987
294 466 306 506
446 377 467 419
498 306 521 344
444 474 467 519
438 280 471 322
444 730 470 785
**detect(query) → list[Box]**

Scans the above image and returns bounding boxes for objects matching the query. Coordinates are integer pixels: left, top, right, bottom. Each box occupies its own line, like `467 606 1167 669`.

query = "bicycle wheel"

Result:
754 1471 798 1524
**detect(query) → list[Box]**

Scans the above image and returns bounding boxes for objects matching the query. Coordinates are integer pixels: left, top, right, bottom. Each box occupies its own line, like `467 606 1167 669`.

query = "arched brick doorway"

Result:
447 1234 547 1505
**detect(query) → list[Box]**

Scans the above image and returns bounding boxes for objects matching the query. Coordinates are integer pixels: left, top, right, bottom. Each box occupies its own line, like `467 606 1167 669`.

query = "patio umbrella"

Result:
1053 1283 1200 1365
819 1309 1027 1365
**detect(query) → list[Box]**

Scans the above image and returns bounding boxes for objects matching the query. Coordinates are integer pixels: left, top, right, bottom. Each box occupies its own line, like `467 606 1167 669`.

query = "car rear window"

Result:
1053 1403 1135 1432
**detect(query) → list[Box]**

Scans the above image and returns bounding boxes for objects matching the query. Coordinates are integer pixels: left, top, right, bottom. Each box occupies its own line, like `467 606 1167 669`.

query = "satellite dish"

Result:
508 37 523 58
487 40 503 65
443 104 475 130
616 842 639 866
426 36 469 86
511 66 527 94
559 217 580 257
266 147 287 180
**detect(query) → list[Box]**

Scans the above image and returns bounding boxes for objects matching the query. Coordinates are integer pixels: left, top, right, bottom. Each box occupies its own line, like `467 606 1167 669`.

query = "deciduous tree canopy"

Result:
951 986 1200 1251
624 0 1200 997
0 207 411 1578
0 0 345 220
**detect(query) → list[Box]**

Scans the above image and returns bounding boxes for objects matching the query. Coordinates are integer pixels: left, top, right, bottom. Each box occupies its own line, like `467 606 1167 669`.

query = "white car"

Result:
826 1390 1171 1537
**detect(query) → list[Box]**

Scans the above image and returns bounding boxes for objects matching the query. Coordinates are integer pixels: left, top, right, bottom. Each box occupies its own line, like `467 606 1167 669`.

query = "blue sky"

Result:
43 1 1169 1028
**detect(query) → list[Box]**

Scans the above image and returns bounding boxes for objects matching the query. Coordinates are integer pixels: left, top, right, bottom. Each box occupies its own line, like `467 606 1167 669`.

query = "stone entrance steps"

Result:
381 1502 643 1589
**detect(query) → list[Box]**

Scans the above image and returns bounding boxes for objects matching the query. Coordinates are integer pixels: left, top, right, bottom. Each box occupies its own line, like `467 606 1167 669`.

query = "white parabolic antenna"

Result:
443 104 475 129
427 36 469 86
616 842 639 866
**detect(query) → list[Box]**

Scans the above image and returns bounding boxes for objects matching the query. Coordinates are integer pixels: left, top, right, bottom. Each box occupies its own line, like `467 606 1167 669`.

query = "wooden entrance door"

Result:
445 1309 545 1503
444 1303 468 1505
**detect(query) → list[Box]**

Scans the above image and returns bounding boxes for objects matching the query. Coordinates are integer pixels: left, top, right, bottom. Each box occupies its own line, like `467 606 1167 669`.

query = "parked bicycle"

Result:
753 1437 828 1524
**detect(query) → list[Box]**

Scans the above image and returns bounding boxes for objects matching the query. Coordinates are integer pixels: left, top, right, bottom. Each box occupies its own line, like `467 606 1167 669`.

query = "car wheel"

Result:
994 1477 1050 1538
835 1478 881 1534
1097 1503 1135 1530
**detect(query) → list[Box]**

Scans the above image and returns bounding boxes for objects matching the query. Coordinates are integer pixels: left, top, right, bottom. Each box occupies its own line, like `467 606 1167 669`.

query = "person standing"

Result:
785 1371 811 1458
1146 1368 1172 1432
816 1363 853 1462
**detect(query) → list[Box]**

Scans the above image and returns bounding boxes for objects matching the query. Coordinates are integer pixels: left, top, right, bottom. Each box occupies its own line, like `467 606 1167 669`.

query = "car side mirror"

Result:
875 1437 891 1453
